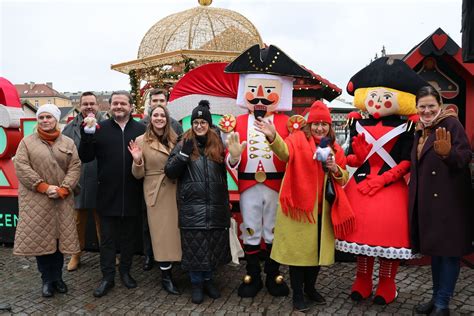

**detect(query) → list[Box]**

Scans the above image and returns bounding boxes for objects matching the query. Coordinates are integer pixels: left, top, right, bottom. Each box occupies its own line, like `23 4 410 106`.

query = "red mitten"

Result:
365 175 386 196
357 174 385 196
347 133 373 167
357 161 410 196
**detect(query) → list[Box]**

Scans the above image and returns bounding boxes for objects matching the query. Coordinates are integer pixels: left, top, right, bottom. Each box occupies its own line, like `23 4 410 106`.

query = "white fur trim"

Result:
168 95 246 121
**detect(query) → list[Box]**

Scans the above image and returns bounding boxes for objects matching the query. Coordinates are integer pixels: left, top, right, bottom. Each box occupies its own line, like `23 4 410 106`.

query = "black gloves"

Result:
181 139 194 156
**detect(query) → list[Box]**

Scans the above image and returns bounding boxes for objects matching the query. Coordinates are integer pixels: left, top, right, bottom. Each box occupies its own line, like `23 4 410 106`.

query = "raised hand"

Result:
226 132 247 162
254 117 276 143
352 133 373 163
433 127 451 157
128 140 143 164
181 138 194 156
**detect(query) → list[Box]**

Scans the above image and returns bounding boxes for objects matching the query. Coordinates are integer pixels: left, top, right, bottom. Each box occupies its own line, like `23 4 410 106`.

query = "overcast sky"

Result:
1 0 463 99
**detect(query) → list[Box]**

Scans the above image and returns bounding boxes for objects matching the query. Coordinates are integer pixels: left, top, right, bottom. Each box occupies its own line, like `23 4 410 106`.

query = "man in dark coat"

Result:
139 88 183 271
79 91 146 298
62 91 105 272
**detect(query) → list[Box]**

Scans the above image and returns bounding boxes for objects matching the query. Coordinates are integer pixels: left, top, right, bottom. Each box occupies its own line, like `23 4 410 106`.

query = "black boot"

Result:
238 245 263 298
0 303 11 311
52 279 68 294
191 283 204 304
289 266 308 311
203 279 220 299
430 307 450 316
161 269 180 295
93 279 115 298
264 244 289 297
41 282 54 298
304 266 325 305
415 299 435 314
143 256 154 271
120 273 137 289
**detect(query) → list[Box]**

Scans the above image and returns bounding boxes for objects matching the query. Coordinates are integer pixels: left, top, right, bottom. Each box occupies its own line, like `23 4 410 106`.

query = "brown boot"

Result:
67 253 81 271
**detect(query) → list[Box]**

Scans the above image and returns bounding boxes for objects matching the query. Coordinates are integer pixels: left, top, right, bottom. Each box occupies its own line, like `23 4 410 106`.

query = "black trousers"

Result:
99 215 138 281
36 249 63 283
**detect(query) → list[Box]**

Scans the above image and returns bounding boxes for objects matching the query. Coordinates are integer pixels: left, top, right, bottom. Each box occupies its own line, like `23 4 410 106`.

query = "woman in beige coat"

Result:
14 104 81 298
128 104 182 294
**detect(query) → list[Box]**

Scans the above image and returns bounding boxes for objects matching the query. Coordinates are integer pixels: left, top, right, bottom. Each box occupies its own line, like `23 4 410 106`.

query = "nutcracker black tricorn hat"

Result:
225 44 312 78
346 57 428 96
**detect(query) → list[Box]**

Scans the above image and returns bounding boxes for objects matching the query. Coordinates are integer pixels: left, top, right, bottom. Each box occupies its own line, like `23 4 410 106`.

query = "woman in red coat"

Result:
410 86 473 316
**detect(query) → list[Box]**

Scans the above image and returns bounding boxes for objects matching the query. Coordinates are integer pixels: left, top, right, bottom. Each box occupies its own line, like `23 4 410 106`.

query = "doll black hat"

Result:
225 44 312 78
346 57 428 96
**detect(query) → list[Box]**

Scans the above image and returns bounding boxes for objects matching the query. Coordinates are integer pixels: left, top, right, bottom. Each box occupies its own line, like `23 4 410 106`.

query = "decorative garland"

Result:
129 69 142 112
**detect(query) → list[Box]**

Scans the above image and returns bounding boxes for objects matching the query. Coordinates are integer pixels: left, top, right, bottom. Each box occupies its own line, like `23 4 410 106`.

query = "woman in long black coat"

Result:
409 86 473 316
165 101 231 305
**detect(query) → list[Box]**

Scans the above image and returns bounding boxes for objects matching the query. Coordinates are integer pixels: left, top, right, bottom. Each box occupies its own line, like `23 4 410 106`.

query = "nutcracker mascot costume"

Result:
336 57 428 305
220 44 311 298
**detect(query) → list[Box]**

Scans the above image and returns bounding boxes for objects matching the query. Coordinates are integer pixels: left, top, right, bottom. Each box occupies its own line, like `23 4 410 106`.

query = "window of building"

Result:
35 100 39 107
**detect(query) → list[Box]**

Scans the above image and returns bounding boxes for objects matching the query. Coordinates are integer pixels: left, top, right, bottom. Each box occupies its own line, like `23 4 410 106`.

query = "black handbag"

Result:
325 177 336 205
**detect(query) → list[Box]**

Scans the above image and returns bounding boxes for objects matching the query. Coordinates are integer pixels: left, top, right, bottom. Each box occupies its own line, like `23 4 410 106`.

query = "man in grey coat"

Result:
62 91 105 271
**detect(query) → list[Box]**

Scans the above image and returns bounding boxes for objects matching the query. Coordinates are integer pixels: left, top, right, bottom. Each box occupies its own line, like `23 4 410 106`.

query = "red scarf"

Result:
279 131 355 239
37 128 60 145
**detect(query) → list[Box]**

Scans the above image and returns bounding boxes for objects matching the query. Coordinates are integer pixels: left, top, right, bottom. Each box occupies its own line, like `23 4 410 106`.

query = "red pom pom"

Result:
407 114 419 123
347 111 362 120
347 81 354 93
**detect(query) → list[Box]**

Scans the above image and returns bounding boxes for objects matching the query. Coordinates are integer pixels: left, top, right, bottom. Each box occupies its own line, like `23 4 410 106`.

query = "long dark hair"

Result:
416 85 442 105
144 104 177 149
182 128 224 163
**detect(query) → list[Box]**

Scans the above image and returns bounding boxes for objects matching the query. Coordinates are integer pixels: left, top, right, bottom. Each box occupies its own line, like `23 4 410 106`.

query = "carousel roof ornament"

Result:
111 1 263 75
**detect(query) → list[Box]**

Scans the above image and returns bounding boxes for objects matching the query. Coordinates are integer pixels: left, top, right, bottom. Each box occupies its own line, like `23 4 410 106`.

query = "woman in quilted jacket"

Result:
13 104 81 298
165 101 231 304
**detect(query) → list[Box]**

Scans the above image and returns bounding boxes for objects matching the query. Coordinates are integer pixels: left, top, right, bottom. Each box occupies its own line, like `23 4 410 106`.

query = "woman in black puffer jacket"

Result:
165 101 231 304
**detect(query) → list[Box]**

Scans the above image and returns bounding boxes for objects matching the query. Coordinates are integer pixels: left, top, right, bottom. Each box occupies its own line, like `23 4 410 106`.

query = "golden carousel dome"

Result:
137 1 263 59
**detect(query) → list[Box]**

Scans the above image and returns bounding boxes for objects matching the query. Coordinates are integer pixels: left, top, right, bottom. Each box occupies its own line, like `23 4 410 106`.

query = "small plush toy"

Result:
83 113 99 134
314 137 332 164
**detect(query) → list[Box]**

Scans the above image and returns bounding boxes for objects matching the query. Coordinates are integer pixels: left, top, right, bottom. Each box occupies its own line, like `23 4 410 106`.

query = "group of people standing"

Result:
13 89 232 304
12 72 472 315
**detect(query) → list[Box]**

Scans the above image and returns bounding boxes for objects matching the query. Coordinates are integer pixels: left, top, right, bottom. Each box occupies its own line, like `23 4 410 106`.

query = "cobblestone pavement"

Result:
0 246 473 315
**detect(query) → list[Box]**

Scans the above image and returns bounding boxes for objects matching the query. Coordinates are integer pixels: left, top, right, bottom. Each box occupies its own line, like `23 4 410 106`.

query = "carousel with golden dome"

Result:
111 0 264 111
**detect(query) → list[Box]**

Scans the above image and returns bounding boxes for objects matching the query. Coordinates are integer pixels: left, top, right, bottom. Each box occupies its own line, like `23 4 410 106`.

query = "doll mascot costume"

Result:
336 57 428 305
221 44 311 298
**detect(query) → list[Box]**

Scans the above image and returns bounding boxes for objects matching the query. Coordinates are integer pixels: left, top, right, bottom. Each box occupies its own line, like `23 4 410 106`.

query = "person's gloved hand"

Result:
433 127 451 157
352 133 373 163
357 174 386 196
181 138 194 156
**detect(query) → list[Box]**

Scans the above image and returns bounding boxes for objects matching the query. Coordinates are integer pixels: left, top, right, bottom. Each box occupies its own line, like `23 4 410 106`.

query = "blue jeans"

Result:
189 271 212 285
431 256 460 309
